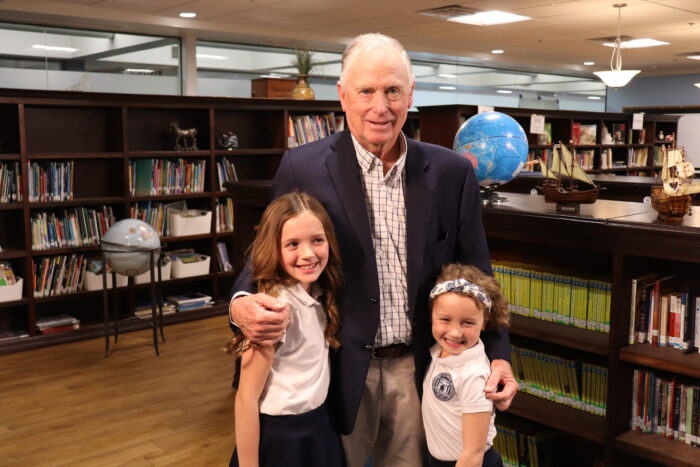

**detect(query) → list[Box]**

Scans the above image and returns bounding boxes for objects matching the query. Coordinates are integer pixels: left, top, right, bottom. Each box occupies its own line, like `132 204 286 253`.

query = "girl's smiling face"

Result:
431 292 485 358
279 211 329 292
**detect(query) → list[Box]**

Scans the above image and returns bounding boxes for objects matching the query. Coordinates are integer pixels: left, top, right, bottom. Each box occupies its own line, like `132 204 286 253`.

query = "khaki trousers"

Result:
342 352 428 467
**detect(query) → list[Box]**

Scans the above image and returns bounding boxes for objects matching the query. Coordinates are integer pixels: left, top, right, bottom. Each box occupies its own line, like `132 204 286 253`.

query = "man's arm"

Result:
457 163 517 409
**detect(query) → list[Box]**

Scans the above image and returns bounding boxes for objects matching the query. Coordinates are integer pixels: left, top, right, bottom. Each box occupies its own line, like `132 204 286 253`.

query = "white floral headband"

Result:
429 278 492 312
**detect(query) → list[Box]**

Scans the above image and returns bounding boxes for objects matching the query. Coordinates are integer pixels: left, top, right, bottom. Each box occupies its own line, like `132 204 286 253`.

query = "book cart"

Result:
0 88 342 354
418 104 679 179
484 192 700 466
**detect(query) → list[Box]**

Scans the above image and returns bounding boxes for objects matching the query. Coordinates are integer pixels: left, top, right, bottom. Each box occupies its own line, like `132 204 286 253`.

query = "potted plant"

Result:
291 48 316 100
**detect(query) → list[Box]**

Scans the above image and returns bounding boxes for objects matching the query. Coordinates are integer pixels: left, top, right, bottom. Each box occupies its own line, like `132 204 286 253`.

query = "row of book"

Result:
631 368 700 446
33 253 88 297
494 419 553 467
653 144 673 165
129 158 206 196
30 206 115 250
628 274 700 351
287 113 344 147
27 160 74 202
493 262 611 333
215 241 232 272
216 157 238 191
575 149 594 170
35 314 80 334
0 161 21 202
215 198 234 233
511 344 607 416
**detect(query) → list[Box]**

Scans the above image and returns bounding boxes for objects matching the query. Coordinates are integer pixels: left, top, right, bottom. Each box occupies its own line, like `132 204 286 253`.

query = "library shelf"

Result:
510 314 608 356
620 344 700 379
417 104 677 177
510 392 606 444
615 430 700 467
481 192 700 465
0 298 28 308
0 87 343 353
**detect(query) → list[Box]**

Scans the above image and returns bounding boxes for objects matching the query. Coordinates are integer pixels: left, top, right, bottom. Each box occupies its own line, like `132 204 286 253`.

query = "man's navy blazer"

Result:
231 129 510 435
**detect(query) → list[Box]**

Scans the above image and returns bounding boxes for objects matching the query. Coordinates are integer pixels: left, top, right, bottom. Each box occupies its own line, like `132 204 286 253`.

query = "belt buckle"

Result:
371 347 384 360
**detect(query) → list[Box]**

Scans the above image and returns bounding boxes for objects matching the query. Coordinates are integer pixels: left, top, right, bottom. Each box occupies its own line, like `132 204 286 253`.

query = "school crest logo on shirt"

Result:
432 373 455 401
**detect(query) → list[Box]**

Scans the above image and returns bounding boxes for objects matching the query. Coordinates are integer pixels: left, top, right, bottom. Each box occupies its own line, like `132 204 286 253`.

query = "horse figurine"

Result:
169 121 198 151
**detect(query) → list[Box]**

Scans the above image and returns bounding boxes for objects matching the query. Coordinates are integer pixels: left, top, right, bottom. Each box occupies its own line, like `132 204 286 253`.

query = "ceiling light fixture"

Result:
438 73 457 78
32 44 78 52
694 83 700 88
491 49 504 54
594 4 640 88
602 38 668 48
196 54 227 60
125 68 155 74
583 61 595 66
496 90 513 94
588 96 602 100
448 10 531 26
179 12 197 18
438 86 456 90
686 55 700 60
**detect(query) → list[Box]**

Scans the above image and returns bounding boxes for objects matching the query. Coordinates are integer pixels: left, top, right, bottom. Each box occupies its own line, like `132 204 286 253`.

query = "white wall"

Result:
677 114 700 166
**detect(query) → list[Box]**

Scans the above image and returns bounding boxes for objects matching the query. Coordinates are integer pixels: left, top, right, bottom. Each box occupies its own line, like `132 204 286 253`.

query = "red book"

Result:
39 323 79 334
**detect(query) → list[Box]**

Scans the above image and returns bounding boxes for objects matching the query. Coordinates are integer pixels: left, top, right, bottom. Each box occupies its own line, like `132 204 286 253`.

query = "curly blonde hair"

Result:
226 192 343 355
430 264 509 330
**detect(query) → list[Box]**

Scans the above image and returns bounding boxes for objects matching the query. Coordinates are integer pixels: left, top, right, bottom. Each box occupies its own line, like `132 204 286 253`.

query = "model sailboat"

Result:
538 142 599 204
650 146 700 221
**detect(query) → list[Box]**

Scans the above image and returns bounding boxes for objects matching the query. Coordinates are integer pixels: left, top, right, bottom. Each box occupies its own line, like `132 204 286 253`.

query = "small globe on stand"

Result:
453 111 529 203
101 219 161 276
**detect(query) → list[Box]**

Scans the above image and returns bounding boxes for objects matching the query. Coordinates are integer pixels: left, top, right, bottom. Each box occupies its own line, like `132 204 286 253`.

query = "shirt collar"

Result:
351 132 408 182
285 282 322 307
430 340 486 368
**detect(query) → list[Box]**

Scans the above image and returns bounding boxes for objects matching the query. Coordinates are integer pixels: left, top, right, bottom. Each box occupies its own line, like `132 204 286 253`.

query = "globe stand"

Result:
101 246 166 358
481 184 509 204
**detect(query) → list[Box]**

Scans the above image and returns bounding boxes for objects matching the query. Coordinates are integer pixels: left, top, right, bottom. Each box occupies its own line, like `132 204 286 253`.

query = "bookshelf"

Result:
483 193 700 466
0 88 342 353
418 104 679 177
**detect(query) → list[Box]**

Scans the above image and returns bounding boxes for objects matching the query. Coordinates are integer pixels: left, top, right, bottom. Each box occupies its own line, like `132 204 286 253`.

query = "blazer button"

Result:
364 345 373 351
369 298 378 304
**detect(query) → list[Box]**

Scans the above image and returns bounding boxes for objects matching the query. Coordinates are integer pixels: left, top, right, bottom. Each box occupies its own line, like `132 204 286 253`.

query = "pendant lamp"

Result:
594 3 640 88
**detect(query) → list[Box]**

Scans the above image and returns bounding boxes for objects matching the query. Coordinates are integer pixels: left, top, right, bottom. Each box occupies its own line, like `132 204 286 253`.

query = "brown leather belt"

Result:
370 343 412 359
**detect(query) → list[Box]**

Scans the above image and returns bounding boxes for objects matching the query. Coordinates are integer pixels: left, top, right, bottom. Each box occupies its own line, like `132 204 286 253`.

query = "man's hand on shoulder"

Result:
484 359 519 411
230 293 290 347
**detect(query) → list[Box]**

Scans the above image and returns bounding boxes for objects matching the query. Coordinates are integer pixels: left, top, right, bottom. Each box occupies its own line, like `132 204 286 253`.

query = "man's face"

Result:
337 49 414 157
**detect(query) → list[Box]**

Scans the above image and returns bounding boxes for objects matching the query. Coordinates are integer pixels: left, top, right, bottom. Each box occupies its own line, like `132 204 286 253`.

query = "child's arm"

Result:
234 344 275 467
456 412 492 467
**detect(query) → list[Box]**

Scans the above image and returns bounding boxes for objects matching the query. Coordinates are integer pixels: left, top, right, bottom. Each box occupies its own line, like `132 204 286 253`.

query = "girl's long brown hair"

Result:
227 192 343 355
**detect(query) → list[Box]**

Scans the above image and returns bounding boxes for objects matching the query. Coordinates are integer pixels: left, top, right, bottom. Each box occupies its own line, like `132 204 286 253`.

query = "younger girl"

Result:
227 192 343 467
422 264 510 467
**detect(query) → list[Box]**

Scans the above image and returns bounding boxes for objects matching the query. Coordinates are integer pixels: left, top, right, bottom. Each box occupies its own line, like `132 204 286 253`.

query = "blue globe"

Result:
453 112 528 187
101 219 161 276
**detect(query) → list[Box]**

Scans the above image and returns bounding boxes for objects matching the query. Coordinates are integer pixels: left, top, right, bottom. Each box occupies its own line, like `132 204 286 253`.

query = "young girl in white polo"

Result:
422 264 510 467
227 192 344 467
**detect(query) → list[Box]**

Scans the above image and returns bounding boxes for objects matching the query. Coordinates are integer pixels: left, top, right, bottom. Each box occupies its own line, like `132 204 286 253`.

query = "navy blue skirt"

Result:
428 448 503 467
230 401 343 467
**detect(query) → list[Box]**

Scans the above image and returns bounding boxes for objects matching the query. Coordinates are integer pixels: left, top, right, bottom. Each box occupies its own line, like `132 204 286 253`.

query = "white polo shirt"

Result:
422 340 496 461
259 283 330 415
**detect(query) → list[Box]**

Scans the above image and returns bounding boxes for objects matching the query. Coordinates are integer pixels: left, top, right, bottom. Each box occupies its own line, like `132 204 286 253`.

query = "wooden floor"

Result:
0 317 236 466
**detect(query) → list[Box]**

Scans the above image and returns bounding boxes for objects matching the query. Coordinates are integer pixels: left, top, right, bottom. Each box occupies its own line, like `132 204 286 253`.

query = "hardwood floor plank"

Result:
0 317 236 466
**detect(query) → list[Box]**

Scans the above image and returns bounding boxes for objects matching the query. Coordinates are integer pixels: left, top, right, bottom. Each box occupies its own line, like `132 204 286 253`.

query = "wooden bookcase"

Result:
484 193 700 466
0 88 342 354
418 104 679 177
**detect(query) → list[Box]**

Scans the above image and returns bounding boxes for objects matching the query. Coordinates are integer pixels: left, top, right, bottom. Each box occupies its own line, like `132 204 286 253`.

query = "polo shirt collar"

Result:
430 339 486 368
285 281 322 307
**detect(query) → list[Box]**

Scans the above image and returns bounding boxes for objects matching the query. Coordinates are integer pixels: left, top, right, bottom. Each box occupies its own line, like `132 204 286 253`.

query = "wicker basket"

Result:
650 185 690 221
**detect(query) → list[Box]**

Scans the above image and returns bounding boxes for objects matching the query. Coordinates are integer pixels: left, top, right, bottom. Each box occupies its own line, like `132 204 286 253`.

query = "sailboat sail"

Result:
559 144 596 186
660 146 700 196
538 158 558 179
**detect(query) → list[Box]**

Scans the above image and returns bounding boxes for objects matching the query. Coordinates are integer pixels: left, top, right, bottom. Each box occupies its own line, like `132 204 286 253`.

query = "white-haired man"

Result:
230 33 517 466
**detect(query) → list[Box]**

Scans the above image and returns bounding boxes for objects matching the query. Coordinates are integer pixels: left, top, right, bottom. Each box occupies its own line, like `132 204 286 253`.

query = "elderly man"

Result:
230 33 517 466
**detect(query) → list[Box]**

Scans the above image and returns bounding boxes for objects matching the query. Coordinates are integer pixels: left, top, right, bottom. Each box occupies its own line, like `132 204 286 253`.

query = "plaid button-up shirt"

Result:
351 133 411 347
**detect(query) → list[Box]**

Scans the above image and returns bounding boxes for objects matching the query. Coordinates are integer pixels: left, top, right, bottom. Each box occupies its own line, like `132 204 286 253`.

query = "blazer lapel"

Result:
405 140 436 317
325 130 375 260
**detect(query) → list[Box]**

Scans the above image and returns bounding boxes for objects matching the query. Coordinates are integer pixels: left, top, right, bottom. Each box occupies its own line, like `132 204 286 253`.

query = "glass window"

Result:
0 22 181 95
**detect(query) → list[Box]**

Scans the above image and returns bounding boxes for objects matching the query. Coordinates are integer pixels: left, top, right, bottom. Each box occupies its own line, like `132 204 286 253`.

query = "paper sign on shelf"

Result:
477 105 494 114
530 114 545 134
632 112 644 130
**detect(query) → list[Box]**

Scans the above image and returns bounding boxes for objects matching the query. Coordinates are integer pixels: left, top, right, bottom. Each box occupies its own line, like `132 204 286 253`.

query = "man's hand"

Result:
484 359 518 411
230 293 290 346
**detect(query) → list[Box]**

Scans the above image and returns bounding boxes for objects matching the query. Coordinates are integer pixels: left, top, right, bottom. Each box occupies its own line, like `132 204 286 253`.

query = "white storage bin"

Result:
84 271 128 291
171 254 210 278
0 277 23 302
133 259 172 284
169 210 212 237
